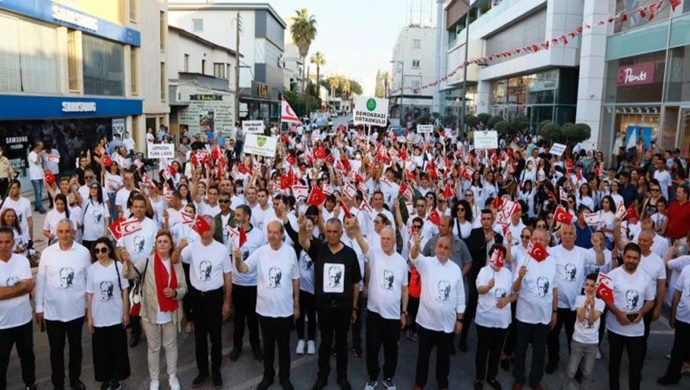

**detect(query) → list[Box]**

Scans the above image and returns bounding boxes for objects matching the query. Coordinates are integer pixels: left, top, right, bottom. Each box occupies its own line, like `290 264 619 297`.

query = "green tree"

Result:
464 114 479 129
487 115 504 129
477 113 491 125
494 121 511 137
510 115 530 134
310 51 326 89
538 121 561 143
290 9 317 96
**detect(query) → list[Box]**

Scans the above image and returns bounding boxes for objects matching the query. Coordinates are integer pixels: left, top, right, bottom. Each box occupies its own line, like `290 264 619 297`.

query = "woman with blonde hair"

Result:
122 230 186 390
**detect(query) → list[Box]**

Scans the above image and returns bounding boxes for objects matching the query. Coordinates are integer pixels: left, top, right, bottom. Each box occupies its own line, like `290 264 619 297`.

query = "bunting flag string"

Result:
389 0 668 95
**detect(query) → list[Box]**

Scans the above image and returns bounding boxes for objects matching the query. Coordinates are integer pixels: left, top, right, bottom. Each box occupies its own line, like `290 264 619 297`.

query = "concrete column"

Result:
476 79 491 115
576 0 615 150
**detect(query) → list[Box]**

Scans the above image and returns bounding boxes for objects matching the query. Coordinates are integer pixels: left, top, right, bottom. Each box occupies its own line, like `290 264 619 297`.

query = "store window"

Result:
83 34 125 96
160 62 166 101
606 50 665 103
214 63 226 79
615 0 671 34
67 30 79 91
491 80 507 104
526 70 557 104
130 48 138 95
665 45 690 102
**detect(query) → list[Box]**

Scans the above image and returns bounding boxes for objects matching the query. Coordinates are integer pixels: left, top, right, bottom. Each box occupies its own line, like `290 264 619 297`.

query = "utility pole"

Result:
459 1 470 137
234 12 241 124
390 60 405 128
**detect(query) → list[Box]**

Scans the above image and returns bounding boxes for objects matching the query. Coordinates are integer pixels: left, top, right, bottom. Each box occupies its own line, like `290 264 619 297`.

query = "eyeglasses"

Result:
413 225 422 229
93 247 109 254
521 235 531 240
85 175 94 179
465 193 473 197
650 188 660 192
416 204 425 207
458 208 465 212
218 199 230 203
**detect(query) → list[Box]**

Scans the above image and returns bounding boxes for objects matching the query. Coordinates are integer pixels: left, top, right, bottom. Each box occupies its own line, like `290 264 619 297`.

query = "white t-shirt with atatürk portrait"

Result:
245 243 299 318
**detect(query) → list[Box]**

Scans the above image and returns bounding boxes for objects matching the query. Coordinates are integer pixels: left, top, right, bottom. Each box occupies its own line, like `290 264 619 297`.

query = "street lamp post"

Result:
390 60 405 128
459 1 470 137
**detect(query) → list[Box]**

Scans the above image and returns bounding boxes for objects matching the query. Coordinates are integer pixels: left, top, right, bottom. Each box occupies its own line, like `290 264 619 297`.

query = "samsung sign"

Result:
62 101 97 113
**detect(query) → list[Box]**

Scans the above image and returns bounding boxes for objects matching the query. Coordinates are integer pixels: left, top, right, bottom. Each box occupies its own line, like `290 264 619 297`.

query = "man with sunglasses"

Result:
212 192 235 245
78 169 109 210
407 198 438 245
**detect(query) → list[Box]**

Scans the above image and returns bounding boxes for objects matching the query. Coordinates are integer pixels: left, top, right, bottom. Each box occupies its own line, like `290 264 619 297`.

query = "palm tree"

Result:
290 9 317 95
310 51 326 91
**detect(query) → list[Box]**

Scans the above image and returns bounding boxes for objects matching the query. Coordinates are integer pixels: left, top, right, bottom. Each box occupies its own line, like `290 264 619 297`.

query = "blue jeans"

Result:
107 192 118 221
31 179 45 211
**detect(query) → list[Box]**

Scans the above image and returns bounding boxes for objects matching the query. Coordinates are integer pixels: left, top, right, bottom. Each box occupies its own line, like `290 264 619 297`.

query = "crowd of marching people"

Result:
0 120 689 390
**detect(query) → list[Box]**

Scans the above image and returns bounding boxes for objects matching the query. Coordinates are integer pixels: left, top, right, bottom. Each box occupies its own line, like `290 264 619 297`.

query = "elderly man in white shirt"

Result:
409 232 465 390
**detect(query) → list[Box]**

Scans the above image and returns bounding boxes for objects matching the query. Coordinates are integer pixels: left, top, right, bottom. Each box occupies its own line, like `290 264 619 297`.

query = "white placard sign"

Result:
417 124 433 134
550 143 567 156
353 96 389 126
147 144 175 159
243 120 265 134
112 118 125 136
473 130 499 150
243 134 278 157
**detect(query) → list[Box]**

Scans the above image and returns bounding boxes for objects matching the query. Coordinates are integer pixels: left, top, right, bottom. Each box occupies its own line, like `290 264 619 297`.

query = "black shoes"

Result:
257 377 274 390
458 338 468 352
474 379 484 389
129 334 140 347
70 380 86 390
487 378 503 390
352 345 363 358
544 361 558 374
337 378 352 390
230 347 241 361
212 373 222 389
252 345 264 361
311 378 327 390
280 379 295 390
657 375 680 386
192 372 208 388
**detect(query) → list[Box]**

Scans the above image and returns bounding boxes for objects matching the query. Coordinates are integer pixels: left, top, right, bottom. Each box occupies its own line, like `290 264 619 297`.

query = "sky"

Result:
270 0 437 96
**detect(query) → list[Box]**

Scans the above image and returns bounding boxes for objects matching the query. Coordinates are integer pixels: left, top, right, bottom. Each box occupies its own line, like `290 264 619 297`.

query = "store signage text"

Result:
52 5 99 31
618 63 655 86
189 94 223 101
62 102 97 113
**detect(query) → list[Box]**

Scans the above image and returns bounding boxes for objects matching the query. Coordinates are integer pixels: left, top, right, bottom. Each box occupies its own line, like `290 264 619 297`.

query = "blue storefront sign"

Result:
0 95 143 121
0 0 141 46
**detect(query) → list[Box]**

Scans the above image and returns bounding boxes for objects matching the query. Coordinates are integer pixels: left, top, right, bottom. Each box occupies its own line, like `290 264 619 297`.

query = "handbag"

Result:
129 257 149 316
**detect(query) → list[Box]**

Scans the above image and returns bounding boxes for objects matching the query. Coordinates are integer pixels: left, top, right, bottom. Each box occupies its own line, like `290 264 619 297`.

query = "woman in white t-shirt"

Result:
86 237 130 390
452 199 473 240
104 162 124 221
146 182 167 229
474 244 516 389
599 195 616 248
0 208 28 255
43 193 78 245
81 181 109 250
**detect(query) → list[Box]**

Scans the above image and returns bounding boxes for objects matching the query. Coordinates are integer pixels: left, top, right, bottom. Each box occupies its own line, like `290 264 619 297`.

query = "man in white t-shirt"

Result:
635 229 666 363
0 180 33 247
178 216 232 389
362 227 409 390
657 262 690 385
511 228 558 390
235 221 299 390
34 219 91 390
115 172 137 217
546 224 587 374
28 141 46 213
409 233 465 390
251 188 272 231
0 227 36 390
605 242 655 390
653 159 673 201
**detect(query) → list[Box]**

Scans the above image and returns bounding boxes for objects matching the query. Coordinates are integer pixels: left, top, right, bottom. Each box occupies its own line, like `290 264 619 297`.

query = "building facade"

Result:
168 1 286 122
0 0 144 188
389 25 438 126
167 25 239 138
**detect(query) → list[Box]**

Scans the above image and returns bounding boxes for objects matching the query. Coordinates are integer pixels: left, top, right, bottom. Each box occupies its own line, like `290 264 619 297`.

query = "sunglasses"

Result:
93 247 109 254
416 204 425 207
465 193 473 197
413 225 422 229
218 199 230 203
521 235 531 239
650 188 660 192
458 208 465 212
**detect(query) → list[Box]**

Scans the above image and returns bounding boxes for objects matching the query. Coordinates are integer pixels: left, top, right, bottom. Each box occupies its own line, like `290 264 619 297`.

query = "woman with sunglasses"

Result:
640 179 663 220
81 180 110 251
86 237 130 390
121 231 186 390
451 199 473 240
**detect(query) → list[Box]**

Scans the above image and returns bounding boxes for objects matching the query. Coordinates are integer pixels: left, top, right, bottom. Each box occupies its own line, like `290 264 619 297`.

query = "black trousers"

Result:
406 296 420 333
414 325 453 388
92 324 130 383
0 320 35 389
296 290 317 340
0 178 9 199
182 263 194 322
193 288 223 375
461 274 479 341
365 310 401 381
513 320 549 387
547 308 576 364
641 311 653 363
608 330 644 390
476 325 508 381
317 306 351 382
259 315 292 381
351 296 363 349
45 317 84 387
665 319 690 381
502 302 518 357
232 284 260 349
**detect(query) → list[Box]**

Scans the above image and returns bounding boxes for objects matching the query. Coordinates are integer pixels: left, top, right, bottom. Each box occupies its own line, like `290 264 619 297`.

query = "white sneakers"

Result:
296 339 306 354
149 380 159 390
169 375 180 390
364 380 378 390
307 340 316 355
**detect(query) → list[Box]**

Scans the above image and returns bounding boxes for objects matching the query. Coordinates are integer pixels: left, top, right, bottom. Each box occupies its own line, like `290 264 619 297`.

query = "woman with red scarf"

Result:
122 230 186 390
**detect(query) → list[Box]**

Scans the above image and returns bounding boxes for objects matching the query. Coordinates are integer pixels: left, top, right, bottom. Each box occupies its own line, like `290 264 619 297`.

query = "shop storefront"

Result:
0 95 142 188
488 68 579 129
239 81 279 122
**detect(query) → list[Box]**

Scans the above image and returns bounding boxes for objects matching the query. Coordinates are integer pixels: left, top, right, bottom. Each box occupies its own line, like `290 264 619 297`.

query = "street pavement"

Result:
6 158 685 390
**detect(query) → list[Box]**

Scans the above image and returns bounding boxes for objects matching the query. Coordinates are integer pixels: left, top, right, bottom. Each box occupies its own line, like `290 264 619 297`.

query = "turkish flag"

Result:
492 196 504 209
314 147 327 160
442 184 454 200
566 160 575 170
672 0 681 12
489 248 504 268
286 153 297 166
44 172 56 185
528 241 549 262
398 148 407 161
280 174 292 190
623 204 638 222
109 217 142 240
554 206 574 224
325 154 335 165
239 225 247 248
595 273 614 304
307 186 327 206
405 169 417 181
102 155 113 167
576 168 583 182
191 216 212 236
341 199 352 218
428 209 441 226
353 172 365 184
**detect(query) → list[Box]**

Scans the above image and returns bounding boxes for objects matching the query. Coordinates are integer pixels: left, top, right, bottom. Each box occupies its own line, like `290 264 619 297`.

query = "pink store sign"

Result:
618 63 656 86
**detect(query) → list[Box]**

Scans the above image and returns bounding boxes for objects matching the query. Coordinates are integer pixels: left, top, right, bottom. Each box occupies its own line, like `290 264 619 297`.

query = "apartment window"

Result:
129 0 137 22
83 34 124 96
411 80 420 88
213 63 226 79
130 48 138 95
201 59 206 75
192 18 203 32
412 39 421 49
412 60 420 68
67 30 79 91
160 62 166 101
226 64 231 82
184 54 189 72
159 11 165 50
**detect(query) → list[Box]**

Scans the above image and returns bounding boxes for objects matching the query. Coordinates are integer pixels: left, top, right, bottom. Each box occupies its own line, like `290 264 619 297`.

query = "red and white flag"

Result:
527 241 549 262
191 216 212 236
595 273 614 304
292 185 310 202
109 217 142 240
427 209 441 226
281 97 301 123
307 186 327 206
489 248 505 268
584 212 601 227
554 206 574 225
614 201 627 220
181 211 195 226
343 181 359 200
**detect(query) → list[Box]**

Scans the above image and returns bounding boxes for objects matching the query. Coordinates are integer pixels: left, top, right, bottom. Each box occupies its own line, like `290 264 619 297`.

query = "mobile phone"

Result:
40 322 45 333
626 313 638 322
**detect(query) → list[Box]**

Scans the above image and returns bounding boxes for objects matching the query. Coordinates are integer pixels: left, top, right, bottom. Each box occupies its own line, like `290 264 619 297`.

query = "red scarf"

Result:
154 253 179 312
